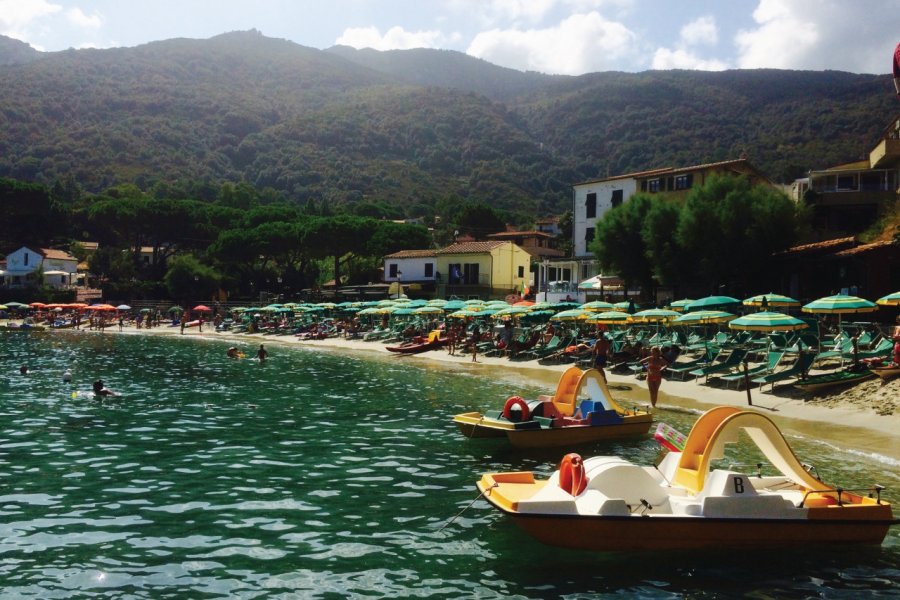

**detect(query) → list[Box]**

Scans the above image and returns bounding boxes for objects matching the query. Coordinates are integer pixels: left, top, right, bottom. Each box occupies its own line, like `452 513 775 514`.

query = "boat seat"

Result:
575 490 630 516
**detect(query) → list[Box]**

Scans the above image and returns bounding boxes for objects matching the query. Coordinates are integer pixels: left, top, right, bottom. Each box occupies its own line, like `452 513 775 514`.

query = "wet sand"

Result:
67 321 900 460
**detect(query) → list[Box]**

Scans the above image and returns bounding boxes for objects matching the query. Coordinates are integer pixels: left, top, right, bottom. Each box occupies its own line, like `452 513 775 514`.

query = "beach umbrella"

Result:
392 307 416 316
406 299 428 308
630 308 680 323
412 306 443 315
743 293 800 309
581 300 614 311
491 306 531 318
140 308 152 313
442 300 467 311
728 311 808 332
464 299 485 306
585 311 631 325
513 300 535 307
672 310 736 325
29 302 47 308
876 291 900 306
427 299 448 307
685 296 741 312
88 303 117 311
802 294 877 315
550 309 590 321
0 305 7 311
376 299 397 307
447 310 479 318
611 301 639 312
193 304 212 312
167 306 184 313
578 275 602 290
4 301 29 309
667 299 695 312
116 304 132 311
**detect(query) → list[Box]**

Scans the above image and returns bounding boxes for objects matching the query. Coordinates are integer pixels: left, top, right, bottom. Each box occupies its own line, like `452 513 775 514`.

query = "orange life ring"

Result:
501 395 530 422
558 453 587 496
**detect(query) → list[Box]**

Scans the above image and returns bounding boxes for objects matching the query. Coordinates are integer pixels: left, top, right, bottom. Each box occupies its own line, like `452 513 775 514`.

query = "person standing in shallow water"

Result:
256 344 268 362
640 346 668 408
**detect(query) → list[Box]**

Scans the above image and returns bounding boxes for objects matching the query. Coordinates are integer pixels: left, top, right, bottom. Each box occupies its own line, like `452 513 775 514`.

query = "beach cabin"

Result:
435 241 531 300
2 246 78 289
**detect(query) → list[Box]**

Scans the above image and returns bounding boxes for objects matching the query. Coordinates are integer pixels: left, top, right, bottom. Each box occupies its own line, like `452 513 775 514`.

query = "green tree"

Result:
591 195 654 290
164 254 221 303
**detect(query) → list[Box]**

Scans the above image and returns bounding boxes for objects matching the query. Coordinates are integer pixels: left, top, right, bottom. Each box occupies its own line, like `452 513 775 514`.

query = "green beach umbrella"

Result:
406 299 428 308
447 309 480 318
4 301 29 309
581 300 614 311
442 300 467 311
685 296 741 312
412 306 443 315
392 307 416 316
876 291 900 306
585 311 631 325
667 298 695 312
376 299 397 307
743 293 800 308
672 310 736 325
427 299 448 307
464 299 485 306
611 300 640 313
491 306 531 318
167 306 184 313
729 311 808 332
0 305 6 310
801 294 877 315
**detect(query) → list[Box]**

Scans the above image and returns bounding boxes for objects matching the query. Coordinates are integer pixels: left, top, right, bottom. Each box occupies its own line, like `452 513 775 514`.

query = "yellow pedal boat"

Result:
453 367 652 449
477 406 897 551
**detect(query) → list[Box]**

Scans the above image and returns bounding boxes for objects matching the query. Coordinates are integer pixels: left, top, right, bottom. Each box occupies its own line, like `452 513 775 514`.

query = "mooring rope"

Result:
467 415 485 439
438 483 498 533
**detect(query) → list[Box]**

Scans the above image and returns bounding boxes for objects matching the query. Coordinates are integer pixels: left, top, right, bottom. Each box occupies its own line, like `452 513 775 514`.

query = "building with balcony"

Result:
1 247 77 288
434 241 531 299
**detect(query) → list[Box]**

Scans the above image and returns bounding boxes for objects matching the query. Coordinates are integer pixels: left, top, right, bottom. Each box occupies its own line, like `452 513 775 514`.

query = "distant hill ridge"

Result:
0 30 896 218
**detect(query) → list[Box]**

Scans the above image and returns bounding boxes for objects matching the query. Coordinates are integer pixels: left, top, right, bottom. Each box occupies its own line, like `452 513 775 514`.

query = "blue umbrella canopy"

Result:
728 311 808 332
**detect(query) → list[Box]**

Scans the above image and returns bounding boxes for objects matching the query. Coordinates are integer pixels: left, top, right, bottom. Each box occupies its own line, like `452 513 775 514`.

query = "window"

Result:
836 174 857 191
647 179 660 193
24 252 29 266
562 268 571 282
611 189 623 208
424 263 434 277
449 263 462 283
517 265 524 278
463 263 479 285
585 192 597 218
388 263 398 278
674 174 693 190
585 227 595 242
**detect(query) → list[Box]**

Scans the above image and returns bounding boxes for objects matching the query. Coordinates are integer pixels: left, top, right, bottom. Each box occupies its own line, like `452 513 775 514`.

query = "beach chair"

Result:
519 335 563 361
667 347 721 380
688 348 749 383
717 350 785 389
751 351 816 391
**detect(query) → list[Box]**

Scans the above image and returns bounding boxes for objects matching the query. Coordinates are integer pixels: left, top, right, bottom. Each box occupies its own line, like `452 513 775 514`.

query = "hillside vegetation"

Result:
1 30 897 220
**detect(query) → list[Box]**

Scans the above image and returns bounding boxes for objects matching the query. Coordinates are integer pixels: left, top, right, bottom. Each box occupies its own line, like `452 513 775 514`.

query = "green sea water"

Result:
0 330 897 599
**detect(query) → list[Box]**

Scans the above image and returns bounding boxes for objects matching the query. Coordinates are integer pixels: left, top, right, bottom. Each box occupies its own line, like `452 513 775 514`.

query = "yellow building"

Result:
435 241 531 299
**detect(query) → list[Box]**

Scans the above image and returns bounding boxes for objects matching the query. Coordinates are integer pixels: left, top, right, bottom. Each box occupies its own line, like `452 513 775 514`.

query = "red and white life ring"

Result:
501 395 530 422
558 453 587 496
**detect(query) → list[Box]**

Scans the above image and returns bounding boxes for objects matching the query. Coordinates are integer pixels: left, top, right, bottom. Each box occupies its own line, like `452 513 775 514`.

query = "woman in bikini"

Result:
640 346 668 408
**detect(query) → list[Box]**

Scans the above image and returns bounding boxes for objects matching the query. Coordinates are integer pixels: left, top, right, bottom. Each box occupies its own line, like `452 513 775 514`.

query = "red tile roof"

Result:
778 237 856 256
384 249 436 259
436 241 507 254
521 246 565 259
487 231 552 239
574 158 768 186
833 240 897 257
40 248 77 261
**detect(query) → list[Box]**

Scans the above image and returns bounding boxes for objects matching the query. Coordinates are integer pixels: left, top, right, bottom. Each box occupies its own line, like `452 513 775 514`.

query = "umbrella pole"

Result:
743 360 753 406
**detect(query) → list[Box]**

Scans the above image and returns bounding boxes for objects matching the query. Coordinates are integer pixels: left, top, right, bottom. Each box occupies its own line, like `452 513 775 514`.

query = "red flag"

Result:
894 42 900 99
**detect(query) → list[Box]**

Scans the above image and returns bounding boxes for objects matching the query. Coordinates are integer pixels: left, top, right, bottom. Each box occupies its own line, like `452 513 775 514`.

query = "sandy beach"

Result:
90 321 899 461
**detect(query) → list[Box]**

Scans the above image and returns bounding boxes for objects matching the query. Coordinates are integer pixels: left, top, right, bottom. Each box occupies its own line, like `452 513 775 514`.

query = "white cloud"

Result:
466 12 638 75
680 16 718 47
735 0 900 73
66 7 102 29
0 0 61 39
651 48 728 71
650 15 725 71
335 26 448 50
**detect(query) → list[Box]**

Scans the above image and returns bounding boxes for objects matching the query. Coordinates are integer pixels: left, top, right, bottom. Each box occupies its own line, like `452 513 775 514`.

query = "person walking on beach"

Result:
468 324 480 363
640 346 668 408
592 332 611 378
256 344 268 362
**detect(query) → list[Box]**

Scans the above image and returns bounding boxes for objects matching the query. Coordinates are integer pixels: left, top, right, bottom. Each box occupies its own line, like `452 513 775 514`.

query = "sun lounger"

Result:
689 348 749 382
667 347 721 380
751 351 816 391
717 351 785 389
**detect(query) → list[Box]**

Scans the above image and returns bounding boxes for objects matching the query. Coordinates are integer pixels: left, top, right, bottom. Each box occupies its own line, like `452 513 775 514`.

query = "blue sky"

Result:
2 0 898 75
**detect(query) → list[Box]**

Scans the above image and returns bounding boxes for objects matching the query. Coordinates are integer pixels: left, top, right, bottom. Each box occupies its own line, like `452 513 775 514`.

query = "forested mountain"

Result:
1 30 897 220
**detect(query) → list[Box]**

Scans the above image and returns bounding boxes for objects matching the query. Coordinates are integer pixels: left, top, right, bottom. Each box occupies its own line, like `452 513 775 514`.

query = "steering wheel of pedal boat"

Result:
502 395 530 422
558 453 587 496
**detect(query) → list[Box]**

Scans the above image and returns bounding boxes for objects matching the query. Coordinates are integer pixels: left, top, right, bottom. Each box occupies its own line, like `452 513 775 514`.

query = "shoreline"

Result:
98 321 900 461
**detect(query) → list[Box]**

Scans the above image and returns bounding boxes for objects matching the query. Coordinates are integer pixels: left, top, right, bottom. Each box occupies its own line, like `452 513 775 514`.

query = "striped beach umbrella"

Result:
801 294 877 314
876 291 900 306
728 311 808 332
672 310 735 325
550 309 590 321
585 311 630 325
667 298 695 312
743 293 800 308
685 296 741 312
630 308 680 323
581 300 614 311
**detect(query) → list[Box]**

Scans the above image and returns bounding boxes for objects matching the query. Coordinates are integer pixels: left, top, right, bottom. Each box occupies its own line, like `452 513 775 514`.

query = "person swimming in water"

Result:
92 379 117 396
227 347 239 358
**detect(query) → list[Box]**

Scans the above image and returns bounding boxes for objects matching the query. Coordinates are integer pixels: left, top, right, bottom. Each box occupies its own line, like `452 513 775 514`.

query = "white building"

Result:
383 249 437 285
1 246 78 288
